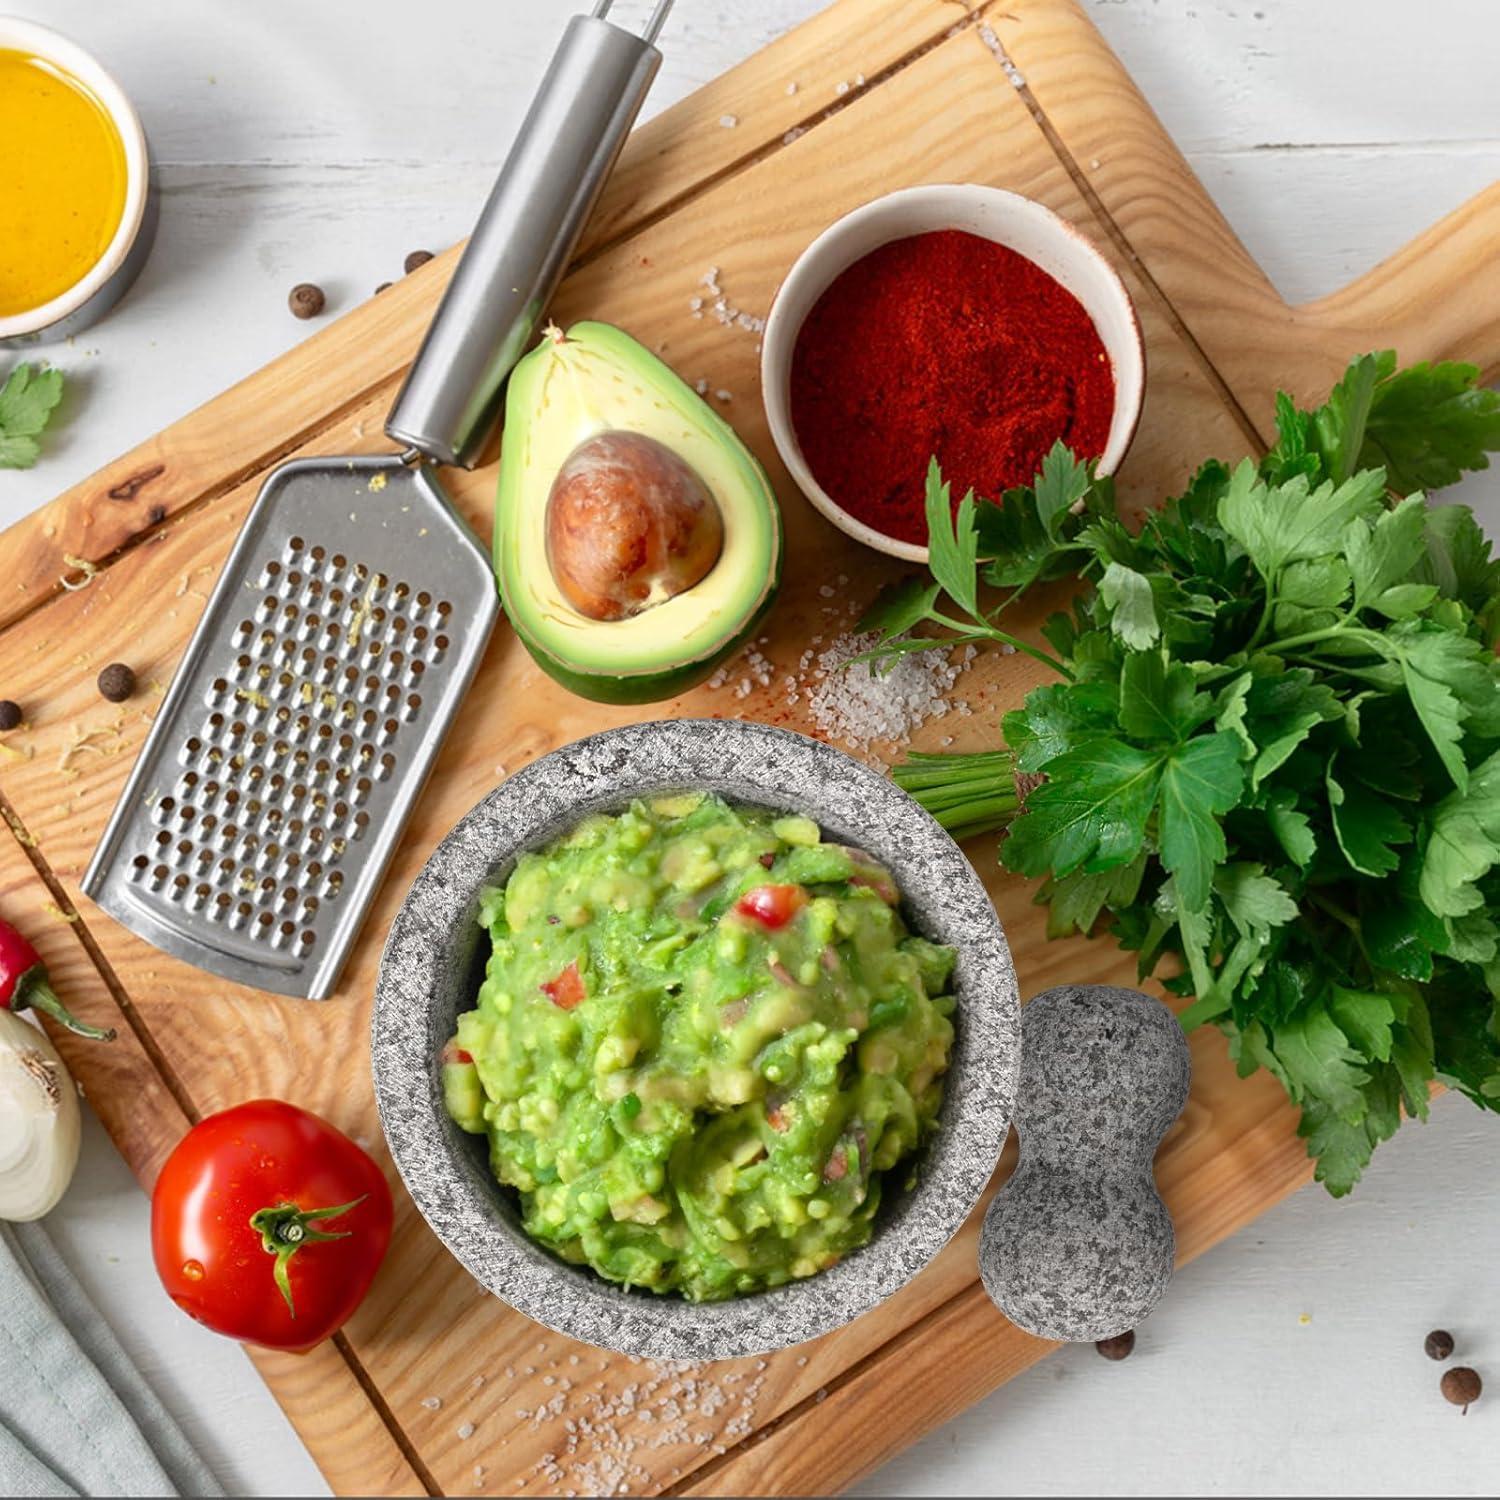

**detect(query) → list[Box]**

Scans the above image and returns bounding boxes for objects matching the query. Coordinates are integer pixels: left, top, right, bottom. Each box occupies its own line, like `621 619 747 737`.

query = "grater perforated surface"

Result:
84 454 499 999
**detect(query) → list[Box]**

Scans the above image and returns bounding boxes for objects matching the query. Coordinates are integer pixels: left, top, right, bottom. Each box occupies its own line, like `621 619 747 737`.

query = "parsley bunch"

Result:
866 352 1500 1193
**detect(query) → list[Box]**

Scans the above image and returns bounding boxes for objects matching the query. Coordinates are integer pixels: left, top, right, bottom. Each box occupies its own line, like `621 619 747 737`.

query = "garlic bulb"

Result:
0 1008 81 1221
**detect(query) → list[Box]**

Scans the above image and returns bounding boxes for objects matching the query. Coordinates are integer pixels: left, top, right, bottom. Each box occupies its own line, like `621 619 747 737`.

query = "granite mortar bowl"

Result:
372 719 1019 1360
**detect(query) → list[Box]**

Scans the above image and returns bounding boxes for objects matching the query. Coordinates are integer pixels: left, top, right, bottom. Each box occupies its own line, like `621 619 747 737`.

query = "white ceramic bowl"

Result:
760 184 1146 563
0 18 157 346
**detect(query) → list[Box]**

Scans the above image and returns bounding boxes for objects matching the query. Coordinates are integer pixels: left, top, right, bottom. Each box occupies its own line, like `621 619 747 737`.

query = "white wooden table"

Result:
9 2 1499 1494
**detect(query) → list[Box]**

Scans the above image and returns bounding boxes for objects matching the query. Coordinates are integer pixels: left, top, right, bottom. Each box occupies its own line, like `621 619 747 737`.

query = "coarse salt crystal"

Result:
457 1422 476 1440
715 389 732 403
802 631 970 751
719 113 738 128
420 1396 442 1410
835 80 849 95
786 81 798 95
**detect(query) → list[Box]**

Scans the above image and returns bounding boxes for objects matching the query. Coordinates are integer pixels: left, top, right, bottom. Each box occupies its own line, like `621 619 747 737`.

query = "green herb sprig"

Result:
866 352 1500 1194
0 363 66 470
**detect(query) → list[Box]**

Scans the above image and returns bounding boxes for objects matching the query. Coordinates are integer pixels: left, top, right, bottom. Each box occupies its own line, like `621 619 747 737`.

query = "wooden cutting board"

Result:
1 0 1495 1493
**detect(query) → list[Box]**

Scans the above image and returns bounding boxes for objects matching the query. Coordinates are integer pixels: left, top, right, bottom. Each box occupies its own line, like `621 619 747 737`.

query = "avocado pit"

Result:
545 430 724 622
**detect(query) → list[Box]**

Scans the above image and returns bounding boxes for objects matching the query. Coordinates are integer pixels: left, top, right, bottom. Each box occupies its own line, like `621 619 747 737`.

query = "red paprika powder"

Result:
788 229 1115 546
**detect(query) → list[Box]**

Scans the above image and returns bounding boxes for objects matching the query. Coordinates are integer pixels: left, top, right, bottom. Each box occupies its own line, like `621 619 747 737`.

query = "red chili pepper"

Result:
0 917 115 1040
734 884 807 930
540 960 585 1011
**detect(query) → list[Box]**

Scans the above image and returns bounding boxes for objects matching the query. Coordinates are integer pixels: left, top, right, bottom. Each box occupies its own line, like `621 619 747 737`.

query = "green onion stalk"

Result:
891 750 1025 843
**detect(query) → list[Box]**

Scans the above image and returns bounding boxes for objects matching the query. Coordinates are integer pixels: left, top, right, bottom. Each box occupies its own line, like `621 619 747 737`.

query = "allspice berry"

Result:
403 249 433 274
1425 1329 1455 1361
97 662 137 703
1095 1331 1135 1361
1441 1367 1482 1414
374 281 393 295
0 700 22 731
288 282 326 319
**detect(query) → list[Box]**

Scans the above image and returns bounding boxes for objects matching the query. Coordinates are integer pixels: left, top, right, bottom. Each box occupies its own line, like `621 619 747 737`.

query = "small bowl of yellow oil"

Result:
0 18 157 346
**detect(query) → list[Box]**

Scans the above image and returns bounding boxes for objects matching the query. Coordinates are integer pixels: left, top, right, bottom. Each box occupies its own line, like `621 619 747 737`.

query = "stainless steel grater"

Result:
84 1 675 998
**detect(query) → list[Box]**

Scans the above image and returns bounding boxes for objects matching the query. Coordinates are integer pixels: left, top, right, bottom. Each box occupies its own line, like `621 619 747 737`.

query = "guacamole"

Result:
441 793 956 1302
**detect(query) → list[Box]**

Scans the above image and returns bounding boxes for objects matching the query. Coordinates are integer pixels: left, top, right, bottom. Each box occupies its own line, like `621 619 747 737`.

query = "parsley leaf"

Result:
1236 664 1342 788
1264 787 1317 868
1272 1004 1371 1122
1002 681 1117 772
1033 439 1093 537
1417 503 1500 611
1037 854 1147 940
1158 732 1243 910
1098 562 1160 650
1003 740 1163 879
1327 753 1410 876
1362 358 1500 492
1222 462 1387 582
1385 623 1491 792
0 363 66 469
1313 351 1384 484
1420 750 1500 918
923 458 981 620
1216 862 1299 938
858 576 941 640
1345 494 1427 611
1119 653 1212 743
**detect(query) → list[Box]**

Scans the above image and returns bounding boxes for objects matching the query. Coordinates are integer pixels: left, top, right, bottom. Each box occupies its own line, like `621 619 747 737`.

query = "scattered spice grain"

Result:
97 663 136 702
1441 1367 1482 1413
1425 1329 1455 1361
1095 1331 1135 1361
288 282 325 319
0 701 21 732
404 249 434 273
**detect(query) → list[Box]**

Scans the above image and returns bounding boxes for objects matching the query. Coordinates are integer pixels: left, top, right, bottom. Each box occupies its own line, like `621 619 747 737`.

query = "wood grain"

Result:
0 0 1492 1492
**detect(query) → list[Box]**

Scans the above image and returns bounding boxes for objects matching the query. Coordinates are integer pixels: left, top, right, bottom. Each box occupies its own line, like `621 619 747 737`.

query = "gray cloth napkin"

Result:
0 1220 223 1498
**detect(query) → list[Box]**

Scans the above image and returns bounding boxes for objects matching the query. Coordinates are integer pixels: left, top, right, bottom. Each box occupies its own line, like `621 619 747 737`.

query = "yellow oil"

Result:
0 48 128 317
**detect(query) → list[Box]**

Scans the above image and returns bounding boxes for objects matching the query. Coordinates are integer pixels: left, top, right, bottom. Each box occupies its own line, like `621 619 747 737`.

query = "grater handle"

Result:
385 9 665 469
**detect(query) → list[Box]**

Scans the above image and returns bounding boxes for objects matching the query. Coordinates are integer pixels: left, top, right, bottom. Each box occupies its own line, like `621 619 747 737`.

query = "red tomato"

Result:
540 960 585 1010
152 1100 393 1352
735 883 807 929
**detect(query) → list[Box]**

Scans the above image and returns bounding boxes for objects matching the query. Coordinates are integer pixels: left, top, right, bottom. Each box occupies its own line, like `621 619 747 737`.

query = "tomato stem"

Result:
249 1196 366 1317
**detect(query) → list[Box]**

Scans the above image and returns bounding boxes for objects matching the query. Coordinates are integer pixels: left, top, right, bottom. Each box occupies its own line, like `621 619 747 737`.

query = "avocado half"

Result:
495 322 783 704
